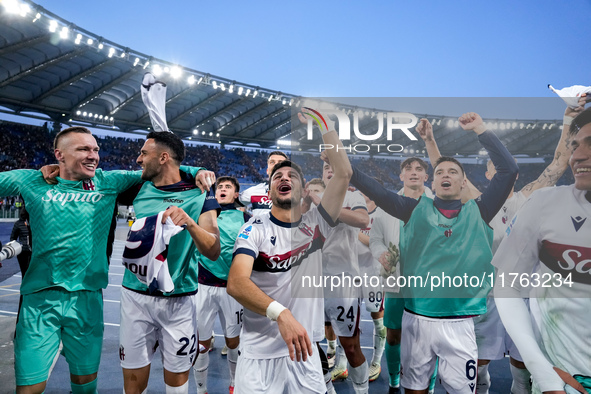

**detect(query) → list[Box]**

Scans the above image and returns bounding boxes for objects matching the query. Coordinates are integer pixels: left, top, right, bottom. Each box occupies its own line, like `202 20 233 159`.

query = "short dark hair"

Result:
570 107 591 136
53 126 92 149
270 160 305 183
267 150 288 160
434 156 465 176
146 131 185 163
400 157 428 172
217 176 240 193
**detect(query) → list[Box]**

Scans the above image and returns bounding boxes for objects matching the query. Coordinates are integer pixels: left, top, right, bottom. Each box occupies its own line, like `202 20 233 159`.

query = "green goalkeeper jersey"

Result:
0 169 142 294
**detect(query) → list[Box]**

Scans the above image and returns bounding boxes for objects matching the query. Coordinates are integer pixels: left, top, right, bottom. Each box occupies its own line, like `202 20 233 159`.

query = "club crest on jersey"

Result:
238 225 252 240
502 215 508 224
253 218 263 225
298 223 314 236
444 229 453 238
82 179 95 191
270 236 276 245
571 216 587 232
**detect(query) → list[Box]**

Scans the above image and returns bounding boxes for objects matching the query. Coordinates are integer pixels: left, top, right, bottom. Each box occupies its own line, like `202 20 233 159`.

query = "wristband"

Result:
266 300 287 321
563 115 574 126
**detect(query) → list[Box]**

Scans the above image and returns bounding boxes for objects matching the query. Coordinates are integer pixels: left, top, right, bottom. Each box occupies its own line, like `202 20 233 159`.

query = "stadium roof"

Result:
0 0 564 156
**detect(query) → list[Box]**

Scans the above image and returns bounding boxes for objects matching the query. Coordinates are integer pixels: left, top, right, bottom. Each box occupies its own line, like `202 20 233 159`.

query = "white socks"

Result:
371 318 386 364
349 362 369 394
165 381 188 394
193 351 209 394
228 346 239 387
510 364 532 394
477 364 490 394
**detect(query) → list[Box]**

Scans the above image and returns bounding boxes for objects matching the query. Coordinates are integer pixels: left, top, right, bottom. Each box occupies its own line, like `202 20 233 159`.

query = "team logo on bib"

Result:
444 229 452 238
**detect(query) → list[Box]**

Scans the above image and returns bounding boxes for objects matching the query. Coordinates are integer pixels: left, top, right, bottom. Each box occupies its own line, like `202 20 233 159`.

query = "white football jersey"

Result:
239 182 272 217
489 191 528 254
493 185 591 388
233 206 334 358
358 207 380 276
322 190 367 277
122 211 184 293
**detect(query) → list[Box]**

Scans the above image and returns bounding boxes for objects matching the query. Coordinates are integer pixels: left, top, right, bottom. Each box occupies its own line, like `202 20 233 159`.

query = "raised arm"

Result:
417 118 481 201
349 165 418 223
459 112 518 222
520 94 589 198
299 108 352 222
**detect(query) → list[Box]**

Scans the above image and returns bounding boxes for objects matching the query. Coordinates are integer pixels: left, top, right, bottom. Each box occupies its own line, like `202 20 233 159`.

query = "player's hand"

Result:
162 206 196 229
40 164 60 184
552 367 586 393
378 251 392 271
459 112 486 135
298 107 336 134
416 118 434 142
195 170 216 193
319 150 330 165
565 93 589 118
276 309 313 362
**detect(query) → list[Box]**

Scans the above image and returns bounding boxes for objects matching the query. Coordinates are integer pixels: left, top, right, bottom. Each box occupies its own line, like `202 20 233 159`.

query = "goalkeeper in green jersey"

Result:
0 126 143 393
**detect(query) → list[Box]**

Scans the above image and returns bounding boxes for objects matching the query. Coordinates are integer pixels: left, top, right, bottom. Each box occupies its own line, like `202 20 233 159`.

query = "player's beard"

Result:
274 195 293 210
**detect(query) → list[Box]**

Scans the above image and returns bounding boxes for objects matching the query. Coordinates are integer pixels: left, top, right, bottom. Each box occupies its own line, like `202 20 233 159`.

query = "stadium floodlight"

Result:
49 20 58 33
212 81 218 89
289 98 294 106
512 122 517 129
229 84 234 93
60 26 69 39
193 129 198 135
252 90 259 98
152 64 162 76
108 47 115 58
120 52 126 58
134 57 140 66
209 132 213 136
447 119 454 128
202 131 206 135
143 60 149 69
163 66 170 74
18 3 31 16
110 117 114 121
282 99 286 105
245 89 251 97
75 34 82 44
237 86 243 95
99 115 103 119
220 83 226 91
4 0 20 14
197 76 203 84
519 123 524 129
87 38 93 45
170 66 182 79
268 95 273 102
500 123 506 130
410 149 415 154
76 110 81 115
216 133 219 137
33 12 41 22
98 42 104 50
83 112 87 117
454 120 460 128
88 113 93 117
187 75 195 85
